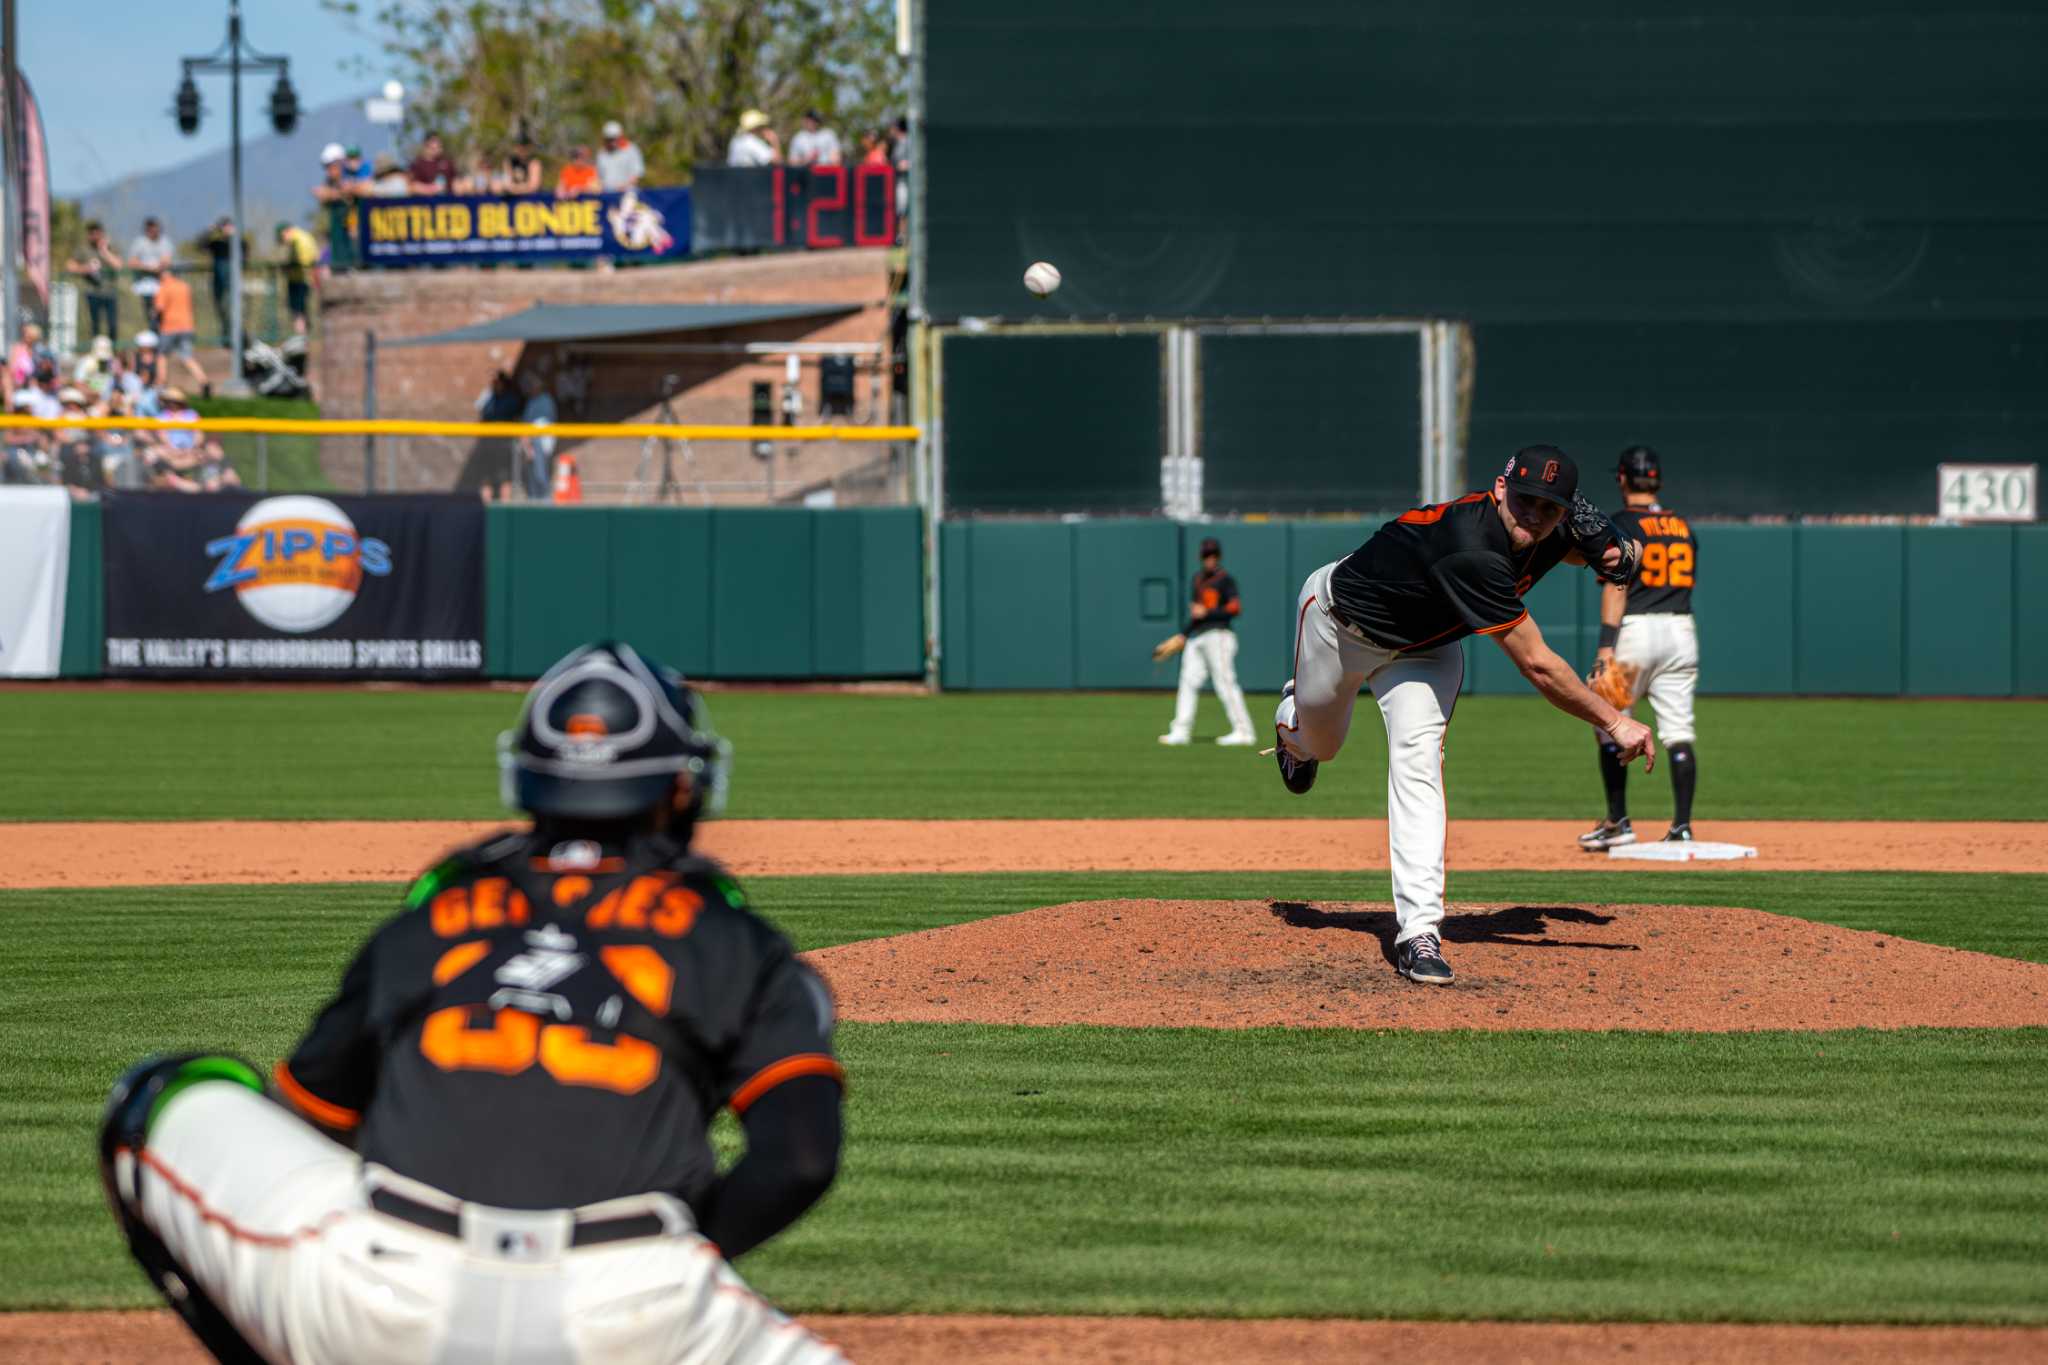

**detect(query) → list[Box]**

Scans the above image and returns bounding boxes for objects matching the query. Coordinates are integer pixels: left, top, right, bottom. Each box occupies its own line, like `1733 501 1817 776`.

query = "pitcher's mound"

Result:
809 900 2048 1031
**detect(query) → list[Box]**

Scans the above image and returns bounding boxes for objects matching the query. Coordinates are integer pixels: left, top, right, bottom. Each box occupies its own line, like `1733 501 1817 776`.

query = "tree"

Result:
324 0 904 179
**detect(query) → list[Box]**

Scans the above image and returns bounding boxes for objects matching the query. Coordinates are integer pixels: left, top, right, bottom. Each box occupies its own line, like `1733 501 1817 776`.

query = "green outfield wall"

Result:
52 505 2045 695
939 520 2048 698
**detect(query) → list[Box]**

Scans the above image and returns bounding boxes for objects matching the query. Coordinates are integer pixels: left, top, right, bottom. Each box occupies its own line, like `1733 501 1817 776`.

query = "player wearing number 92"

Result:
98 642 848 1365
1580 447 1702 851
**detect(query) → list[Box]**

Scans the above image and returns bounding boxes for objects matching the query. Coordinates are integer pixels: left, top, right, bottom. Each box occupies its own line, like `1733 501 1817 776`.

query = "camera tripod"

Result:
632 376 696 504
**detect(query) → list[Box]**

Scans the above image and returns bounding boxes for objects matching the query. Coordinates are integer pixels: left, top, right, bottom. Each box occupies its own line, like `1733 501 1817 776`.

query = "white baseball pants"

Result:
1166 629 1255 742
1614 613 1698 745
115 1081 844 1365
1275 562 1464 945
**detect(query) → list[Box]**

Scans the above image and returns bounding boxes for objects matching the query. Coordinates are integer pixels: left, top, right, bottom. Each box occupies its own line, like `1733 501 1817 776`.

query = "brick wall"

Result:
314 248 899 498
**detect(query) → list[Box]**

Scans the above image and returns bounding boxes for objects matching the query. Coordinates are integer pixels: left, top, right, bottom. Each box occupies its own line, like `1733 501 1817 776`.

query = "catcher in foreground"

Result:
99 642 846 1364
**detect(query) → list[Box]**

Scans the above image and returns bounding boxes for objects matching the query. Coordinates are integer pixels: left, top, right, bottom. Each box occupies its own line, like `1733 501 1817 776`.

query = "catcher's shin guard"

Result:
100 1055 270 1365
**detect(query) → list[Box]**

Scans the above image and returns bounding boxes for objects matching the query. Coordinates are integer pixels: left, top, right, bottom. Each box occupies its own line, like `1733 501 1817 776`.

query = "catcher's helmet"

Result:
1617 445 1661 492
499 642 729 822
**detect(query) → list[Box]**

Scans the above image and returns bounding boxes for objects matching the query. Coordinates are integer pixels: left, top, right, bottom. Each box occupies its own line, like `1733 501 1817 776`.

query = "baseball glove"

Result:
1562 492 1640 586
1587 656 1640 709
1152 633 1187 662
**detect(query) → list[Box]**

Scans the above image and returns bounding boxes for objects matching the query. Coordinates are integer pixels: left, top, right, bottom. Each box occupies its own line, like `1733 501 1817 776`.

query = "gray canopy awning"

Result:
386 302 860 348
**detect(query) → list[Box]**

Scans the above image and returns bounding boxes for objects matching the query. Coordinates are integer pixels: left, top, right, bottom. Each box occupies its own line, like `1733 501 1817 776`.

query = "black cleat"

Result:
1275 733 1318 795
1397 934 1455 985
1273 681 1318 795
1662 824 1694 842
1577 818 1635 852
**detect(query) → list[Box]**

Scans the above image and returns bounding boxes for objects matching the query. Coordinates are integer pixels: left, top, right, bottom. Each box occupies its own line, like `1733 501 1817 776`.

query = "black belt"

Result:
369 1186 669 1249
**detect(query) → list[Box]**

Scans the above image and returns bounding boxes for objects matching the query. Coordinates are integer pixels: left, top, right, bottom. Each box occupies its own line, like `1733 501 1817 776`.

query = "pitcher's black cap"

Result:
1501 445 1578 507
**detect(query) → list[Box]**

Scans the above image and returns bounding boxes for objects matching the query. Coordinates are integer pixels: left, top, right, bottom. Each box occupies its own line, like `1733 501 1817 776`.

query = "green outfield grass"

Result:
3 690 2043 822
4 871 2046 1316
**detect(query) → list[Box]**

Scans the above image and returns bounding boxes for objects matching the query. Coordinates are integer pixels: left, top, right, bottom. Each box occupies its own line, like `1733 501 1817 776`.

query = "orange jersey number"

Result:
1638 541 1695 589
420 1004 660 1095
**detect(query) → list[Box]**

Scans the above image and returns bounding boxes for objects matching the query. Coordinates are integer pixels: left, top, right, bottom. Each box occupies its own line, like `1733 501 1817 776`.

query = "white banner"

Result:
0 489 72 678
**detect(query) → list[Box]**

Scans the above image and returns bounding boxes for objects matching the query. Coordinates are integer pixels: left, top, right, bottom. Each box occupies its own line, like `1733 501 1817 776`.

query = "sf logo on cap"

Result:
1542 459 1560 483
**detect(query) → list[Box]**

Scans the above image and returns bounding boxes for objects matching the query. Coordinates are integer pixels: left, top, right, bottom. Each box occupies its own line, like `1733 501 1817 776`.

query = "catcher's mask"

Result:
499 642 730 823
1617 445 1661 493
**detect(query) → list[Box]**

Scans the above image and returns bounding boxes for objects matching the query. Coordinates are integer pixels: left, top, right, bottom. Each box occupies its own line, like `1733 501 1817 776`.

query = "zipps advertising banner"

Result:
357 187 691 267
103 493 484 679
0 488 71 678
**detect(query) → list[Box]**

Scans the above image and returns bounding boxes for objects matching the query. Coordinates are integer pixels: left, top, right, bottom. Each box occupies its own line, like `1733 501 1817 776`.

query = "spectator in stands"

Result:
859 128 891 167
3 389 52 484
371 156 412 197
597 120 645 191
315 149 357 206
456 149 501 195
54 388 104 500
66 222 126 343
470 368 524 499
517 371 559 500
131 332 166 409
408 133 458 194
342 145 375 190
153 267 212 396
16 360 62 418
74 335 117 398
7 321 49 387
500 134 544 195
202 218 245 343
787 110 842 167
555 144 600 198
128 217 175 329
727 109 780 167
277 223 320 335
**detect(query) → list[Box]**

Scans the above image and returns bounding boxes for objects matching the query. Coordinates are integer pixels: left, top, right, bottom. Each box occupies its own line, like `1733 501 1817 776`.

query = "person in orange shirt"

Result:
556 145 600 198
152 267 212 395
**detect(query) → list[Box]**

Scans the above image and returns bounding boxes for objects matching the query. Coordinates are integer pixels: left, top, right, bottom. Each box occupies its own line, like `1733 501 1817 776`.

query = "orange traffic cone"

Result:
552 453 583 503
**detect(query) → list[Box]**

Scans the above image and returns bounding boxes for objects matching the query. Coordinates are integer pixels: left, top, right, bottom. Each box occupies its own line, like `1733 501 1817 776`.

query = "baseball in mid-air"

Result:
1023 261 1062 298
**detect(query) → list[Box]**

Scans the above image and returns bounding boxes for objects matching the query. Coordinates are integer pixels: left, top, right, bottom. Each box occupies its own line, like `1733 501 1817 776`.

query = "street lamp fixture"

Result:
171 0 294 397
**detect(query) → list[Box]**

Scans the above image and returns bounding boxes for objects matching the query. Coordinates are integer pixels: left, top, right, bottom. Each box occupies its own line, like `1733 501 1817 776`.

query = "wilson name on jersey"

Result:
1614 506 1697 615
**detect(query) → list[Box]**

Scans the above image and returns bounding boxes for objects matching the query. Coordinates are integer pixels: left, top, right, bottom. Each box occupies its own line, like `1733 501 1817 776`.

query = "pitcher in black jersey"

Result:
1580 446 1703 851
99 643 847 1365
1271 447 1655 985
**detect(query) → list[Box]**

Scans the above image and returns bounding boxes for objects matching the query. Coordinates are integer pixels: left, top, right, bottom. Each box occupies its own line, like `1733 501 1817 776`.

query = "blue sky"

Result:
27 2 387 193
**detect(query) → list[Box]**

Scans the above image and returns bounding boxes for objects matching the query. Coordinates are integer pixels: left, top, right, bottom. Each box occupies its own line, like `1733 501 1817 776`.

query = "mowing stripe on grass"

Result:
2 692 2042 821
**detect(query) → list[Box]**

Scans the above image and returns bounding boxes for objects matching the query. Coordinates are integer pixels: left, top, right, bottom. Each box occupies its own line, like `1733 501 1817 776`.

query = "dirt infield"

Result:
6 1310 2044 1364
813 899 2048 1031
3 818 2043 889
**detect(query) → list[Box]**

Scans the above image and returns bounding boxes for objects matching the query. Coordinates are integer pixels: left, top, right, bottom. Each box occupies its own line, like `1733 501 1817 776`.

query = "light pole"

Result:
175 0 297 397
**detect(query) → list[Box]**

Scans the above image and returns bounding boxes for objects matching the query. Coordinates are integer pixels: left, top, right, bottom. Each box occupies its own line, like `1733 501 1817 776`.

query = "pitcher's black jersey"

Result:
1329 490 1571 651
1612 505 1698 615
276 828 840 1212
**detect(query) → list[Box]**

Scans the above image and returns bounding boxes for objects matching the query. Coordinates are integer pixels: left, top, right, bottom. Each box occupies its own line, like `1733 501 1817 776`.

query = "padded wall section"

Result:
940 333 1162 515
1198 334 1420 516
488 507 922 680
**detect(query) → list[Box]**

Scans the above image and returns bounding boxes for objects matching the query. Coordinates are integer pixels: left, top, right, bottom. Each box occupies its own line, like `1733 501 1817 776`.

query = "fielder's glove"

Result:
1587 656 1640 710
1562 492 1640 586
1152 633 1187 662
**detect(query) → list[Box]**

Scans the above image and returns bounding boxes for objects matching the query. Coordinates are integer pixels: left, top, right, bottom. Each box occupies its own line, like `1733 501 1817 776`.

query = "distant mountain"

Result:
69 96 392 250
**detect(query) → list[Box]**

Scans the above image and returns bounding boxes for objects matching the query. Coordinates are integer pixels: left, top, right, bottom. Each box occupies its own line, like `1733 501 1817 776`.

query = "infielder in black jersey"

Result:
1271 446 1655 984
1581 446 1702 850
1153 535 1257 746
99 643 847 1365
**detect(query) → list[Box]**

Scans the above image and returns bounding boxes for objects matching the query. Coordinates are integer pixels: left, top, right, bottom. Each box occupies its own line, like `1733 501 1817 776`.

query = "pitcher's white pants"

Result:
1275 562 1464 945
1614 612 1698 746
1167 629 1255 741
114 1081 844 1365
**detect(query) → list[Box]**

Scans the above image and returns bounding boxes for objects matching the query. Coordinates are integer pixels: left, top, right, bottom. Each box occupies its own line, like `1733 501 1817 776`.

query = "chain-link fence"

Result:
0 414 920 507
